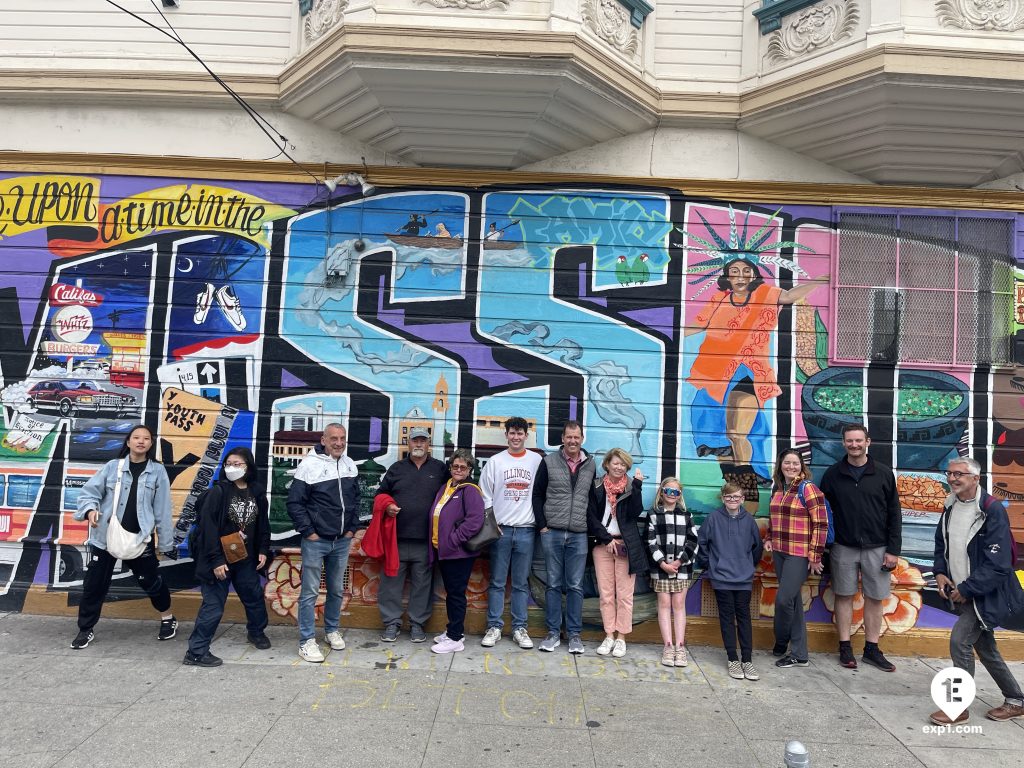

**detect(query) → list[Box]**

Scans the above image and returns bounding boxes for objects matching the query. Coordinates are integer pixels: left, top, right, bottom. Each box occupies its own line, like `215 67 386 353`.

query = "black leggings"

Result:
714 588 752 663
77 544 171 631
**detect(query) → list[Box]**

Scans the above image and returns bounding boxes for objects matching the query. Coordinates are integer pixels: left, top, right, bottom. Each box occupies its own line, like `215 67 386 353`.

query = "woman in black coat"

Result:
184 448 272 667
587 448 645 658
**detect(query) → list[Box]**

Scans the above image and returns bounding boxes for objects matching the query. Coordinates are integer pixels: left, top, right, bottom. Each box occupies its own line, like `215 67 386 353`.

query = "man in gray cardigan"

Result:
531 421 596 654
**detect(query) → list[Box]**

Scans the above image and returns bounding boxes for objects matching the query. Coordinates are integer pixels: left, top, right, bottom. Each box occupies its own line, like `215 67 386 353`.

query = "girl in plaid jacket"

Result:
645 477 699 667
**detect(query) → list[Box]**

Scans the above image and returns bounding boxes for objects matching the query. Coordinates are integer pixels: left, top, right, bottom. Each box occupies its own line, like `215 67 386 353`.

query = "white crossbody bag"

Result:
104 458 152 560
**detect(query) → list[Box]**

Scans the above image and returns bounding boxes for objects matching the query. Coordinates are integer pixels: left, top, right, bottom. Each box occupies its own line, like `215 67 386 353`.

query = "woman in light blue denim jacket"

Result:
70 425 178 649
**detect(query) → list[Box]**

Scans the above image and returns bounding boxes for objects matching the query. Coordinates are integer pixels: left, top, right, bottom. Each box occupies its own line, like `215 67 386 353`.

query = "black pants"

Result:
78 544 171 631
188 558 269 656
714 588 752 663
438 555 476 641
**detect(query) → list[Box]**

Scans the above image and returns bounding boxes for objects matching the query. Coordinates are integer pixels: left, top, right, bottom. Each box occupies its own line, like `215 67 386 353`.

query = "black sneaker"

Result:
247 632 272 650
381 624 400 642
838 644 858 669
183 651 223 668
158 616 178 641
862 646 896 672
772 643 787 657
775 654 809 668
70 629 94 649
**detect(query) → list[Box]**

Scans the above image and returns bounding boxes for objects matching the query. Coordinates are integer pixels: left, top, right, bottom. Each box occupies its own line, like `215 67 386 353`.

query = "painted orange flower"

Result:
820 557 925 635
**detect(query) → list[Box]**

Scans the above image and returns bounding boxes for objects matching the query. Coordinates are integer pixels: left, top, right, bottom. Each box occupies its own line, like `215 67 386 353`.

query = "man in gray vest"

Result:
531 421 596 653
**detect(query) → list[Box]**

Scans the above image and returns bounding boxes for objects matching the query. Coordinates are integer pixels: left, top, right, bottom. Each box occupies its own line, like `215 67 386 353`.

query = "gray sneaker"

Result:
567 635 584 654
410 625 427 643
381 624 400 642
538 632 561 652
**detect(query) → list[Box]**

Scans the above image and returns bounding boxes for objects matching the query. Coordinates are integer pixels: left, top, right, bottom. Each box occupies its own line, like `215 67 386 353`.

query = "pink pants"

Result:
593 543 635 635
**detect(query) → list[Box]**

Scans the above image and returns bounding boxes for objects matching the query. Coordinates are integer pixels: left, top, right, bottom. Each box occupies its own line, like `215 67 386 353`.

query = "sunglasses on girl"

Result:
662 488 681 497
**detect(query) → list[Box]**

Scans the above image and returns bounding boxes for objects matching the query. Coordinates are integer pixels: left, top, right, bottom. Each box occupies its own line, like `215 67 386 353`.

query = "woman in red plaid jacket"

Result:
764 449 828 668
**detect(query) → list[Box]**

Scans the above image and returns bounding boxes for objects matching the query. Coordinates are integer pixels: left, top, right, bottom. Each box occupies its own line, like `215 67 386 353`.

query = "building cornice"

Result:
2 152 1022 211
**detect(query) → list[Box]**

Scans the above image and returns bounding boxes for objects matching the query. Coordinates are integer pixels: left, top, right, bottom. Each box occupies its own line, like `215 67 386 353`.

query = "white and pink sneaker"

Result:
431 636 465 654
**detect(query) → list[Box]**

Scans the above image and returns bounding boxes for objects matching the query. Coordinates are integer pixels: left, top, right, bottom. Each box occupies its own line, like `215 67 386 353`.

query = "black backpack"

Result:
185 484 222 560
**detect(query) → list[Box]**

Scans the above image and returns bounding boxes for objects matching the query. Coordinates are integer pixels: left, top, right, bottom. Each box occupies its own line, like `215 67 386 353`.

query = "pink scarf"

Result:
603 474 628 518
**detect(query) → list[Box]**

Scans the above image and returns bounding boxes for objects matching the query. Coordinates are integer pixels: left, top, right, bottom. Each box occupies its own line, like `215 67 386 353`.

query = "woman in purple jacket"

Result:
429 448 485 654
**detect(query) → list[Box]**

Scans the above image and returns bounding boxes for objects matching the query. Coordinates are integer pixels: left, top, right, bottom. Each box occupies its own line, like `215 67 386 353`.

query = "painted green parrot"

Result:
630 253 650 285
614 255 631 286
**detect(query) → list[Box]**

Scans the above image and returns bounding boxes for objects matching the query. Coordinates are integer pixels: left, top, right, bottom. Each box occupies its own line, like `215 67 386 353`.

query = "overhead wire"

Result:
105 0 323 192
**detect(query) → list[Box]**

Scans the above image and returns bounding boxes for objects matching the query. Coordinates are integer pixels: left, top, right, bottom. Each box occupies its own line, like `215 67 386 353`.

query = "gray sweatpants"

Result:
951 601 1024 706
377 539 435 629
772 551 810 661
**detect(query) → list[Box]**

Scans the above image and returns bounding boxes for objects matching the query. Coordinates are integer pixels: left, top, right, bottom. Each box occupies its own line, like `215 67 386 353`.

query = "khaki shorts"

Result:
829 544 891 600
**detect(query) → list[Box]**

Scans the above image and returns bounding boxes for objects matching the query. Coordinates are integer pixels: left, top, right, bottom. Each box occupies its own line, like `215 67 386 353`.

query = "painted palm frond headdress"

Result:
678 206 815 298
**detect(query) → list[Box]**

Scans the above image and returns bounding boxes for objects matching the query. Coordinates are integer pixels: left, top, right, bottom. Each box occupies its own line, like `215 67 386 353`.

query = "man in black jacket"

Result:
930 457 1024 725
820 424 901 672
375 427 447 643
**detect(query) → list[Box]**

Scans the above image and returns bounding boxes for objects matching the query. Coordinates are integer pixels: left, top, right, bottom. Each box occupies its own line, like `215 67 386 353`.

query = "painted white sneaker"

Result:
481 627 501 647
193 283 215 324
216 285 246 330
595 637 615 656
299 638 325 663
325 630 346 651
431 636 465 654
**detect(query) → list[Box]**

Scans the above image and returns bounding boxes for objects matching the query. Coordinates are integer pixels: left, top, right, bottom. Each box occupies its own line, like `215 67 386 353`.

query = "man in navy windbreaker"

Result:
930 456 1024 726
287 423 360 663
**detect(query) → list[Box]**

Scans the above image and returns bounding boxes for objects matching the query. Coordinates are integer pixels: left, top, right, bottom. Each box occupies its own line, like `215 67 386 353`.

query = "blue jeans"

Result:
486 526 536 631
298 535 353 642
541 529 587 636
188 558 268 656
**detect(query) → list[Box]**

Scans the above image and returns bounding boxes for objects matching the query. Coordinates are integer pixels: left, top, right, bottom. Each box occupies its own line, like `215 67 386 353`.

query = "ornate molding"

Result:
936 0 1024 31
413 0 510 9
753 0 826 35
764 1 860 65
581 0 639 56
303 0 347 43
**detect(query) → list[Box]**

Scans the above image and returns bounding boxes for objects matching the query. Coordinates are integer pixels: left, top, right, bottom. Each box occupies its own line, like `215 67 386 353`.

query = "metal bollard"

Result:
784 740 809 768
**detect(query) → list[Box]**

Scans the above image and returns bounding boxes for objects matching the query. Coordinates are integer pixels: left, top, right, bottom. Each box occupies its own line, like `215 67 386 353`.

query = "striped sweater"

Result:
645 504 700 580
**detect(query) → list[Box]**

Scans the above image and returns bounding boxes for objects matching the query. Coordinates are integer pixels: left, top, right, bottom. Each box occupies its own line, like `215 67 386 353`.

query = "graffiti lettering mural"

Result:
0 170 1021 638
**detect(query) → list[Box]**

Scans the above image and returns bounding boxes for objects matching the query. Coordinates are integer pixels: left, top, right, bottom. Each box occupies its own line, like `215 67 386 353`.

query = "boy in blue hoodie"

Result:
696 482 764 681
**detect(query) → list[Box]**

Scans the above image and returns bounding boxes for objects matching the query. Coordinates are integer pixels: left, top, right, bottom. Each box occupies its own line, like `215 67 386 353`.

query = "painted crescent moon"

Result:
177 257 194 273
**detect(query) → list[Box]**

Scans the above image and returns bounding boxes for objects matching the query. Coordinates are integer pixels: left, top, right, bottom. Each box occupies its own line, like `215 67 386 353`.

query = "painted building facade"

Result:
1 165 1022 647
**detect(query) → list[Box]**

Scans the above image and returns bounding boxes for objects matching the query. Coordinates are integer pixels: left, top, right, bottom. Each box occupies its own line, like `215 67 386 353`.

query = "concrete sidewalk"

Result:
2 612 1023 767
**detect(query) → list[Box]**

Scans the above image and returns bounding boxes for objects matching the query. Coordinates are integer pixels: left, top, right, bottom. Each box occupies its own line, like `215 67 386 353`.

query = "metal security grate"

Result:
834 212 1015 367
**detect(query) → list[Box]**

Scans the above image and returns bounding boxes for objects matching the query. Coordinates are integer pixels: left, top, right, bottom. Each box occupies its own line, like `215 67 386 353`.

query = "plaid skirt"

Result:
651 576 690 593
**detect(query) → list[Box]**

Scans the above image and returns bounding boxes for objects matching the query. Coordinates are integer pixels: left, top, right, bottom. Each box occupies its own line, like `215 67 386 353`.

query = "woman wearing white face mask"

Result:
184 448 272 667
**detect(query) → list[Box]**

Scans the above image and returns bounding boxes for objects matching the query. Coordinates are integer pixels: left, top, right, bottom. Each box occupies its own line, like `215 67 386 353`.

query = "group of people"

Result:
68 420 1024 726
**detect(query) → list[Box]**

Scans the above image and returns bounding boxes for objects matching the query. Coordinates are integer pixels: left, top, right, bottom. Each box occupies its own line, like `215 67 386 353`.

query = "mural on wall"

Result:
0 169 1021 636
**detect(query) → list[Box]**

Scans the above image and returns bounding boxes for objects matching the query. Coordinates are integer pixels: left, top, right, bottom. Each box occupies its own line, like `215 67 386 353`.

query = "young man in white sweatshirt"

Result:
480 417 542 648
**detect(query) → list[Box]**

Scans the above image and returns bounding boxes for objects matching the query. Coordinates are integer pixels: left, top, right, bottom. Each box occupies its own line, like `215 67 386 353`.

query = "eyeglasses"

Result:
224 462 247 469
451 464 471 472
661 488 681 497
722 494 745 501
945 470 975 480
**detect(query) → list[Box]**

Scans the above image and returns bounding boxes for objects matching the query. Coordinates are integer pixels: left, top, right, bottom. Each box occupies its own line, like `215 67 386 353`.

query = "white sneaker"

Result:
299 638 325 663
193 283 215 324
481 627 501 647
595 637 615 656
434 632 450 644
611 638 626 658
216 285 246 330
431 636 465 654
512 628 534 649
325 630 346 651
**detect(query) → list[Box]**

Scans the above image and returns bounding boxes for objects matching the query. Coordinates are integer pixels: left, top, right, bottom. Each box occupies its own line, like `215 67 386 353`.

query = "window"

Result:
833 212 1015 367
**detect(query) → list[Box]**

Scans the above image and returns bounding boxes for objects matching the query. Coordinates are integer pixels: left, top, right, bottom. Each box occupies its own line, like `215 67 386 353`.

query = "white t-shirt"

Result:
480 449 542 526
